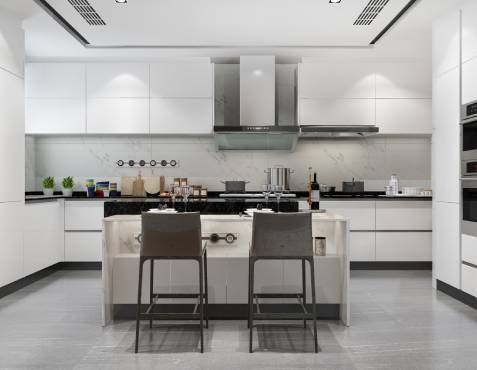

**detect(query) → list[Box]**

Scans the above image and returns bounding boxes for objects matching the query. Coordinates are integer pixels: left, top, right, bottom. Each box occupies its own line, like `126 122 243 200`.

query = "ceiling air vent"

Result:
353 0 390 26
68 0 106 26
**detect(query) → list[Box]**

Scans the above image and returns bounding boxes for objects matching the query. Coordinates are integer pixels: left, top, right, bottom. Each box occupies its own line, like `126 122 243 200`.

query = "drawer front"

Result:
349 232 376 261
65 232 102 262
376 201 431 230
320 201 375 230
376 232 432 261
462 264 477 297
65 201 104 231
462 234 477 266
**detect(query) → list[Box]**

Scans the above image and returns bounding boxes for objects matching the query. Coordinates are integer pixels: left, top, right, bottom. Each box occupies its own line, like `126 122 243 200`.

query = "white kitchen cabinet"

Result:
461 264 477 297
0 11 24 78
150 62 213 98
320 201 375 230
299 98 375 126
65 201 104 231
432 10 460 77
0 69 24 202
25 63 85 98
25 98 86 134
432 67 460 203
0 202 24 287
23 200 64 276
349 232 375 262
433 202 460 288
86 63 149 98
253 260 283 302
376 232 432 261
462 57 477 104
65 232 102 262
376 201 432 231
375 62 431 99
87 98 149 134
461 0 477 63
225 257 249 304
150 98 213 134
462 234 477 266
376 99 432 135
298 62 375 99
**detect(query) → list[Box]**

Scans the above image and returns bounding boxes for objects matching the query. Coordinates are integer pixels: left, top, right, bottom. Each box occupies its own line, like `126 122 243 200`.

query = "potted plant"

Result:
62 176 74 197
42 176 55 196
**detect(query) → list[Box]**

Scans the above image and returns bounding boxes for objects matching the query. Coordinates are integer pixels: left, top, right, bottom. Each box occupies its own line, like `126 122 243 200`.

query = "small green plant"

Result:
42 176 55 189
62 176 74 189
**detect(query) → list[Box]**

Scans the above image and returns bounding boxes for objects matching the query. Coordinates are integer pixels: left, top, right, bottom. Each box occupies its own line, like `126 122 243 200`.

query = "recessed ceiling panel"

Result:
38 0 414 47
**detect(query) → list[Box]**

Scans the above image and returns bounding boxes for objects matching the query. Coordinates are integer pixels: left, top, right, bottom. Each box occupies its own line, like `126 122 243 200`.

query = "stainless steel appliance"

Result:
462 179 477 237
461 99 477 161
221 180 249 193
265 167 293 191
342 179 364 193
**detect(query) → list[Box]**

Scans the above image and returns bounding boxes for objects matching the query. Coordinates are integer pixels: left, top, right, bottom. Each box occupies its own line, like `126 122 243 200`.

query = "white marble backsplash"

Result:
25 135 431 192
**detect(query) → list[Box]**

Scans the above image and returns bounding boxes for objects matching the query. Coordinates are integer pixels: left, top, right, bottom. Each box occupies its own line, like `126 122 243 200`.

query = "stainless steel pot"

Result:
221 180 249 193
265 167 294 190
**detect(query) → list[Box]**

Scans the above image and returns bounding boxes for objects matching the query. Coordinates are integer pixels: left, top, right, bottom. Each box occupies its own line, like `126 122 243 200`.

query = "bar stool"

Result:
248 212 318 353
134 212 208 353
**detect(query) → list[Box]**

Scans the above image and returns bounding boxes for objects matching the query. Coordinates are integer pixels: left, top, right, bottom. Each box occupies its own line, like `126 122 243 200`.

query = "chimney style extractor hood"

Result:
213 56 299 150
300 125 379 138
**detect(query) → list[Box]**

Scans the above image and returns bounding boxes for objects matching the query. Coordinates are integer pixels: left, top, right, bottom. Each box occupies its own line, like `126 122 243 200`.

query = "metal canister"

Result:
265 166 294 190
314 237 326 256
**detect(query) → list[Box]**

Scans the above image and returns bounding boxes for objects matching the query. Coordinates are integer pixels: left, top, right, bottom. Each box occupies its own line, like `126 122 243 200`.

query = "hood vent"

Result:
68 0 106 26
353 0 390 26
300 125 379 138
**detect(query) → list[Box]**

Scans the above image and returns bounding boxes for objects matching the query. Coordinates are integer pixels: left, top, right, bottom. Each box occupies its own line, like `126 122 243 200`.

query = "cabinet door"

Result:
434 202 460 288
65 201 104 231
25 63 85 98
376 201 432 230
462 57 477 104
375 62 431 99
376 232 432 261
299 98 375 126
432 10 460 77
432 68 460 203
0 202 23 287
87 98 149 134
461 0 477 63
150 63 213 98
376 99 431 134
462 264 477 298
150 98 213 134
87 63 149 98
349 232 375 262
0 69 24 202
65 232 102 262
462 234 477 266
25 98 86 134
319 201 375 230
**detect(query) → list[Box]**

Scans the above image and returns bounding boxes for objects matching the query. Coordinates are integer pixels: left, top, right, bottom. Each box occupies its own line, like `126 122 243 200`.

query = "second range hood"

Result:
300 125 379 138
214 56 299 150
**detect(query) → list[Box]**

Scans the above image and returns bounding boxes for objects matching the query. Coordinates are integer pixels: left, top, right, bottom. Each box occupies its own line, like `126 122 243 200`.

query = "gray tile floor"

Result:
0 270 477 370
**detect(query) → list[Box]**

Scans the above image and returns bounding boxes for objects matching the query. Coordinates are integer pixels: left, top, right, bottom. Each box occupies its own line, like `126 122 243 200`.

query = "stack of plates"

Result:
244 208 274 217
148 208 178 214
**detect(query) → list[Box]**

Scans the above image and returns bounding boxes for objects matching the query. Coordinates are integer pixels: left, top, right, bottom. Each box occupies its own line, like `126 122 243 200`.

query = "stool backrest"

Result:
251 212 313 257
141 212 202 257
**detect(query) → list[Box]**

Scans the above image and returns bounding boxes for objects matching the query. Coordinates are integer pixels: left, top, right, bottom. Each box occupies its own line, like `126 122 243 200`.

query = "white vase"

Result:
43 188 54 197
62 188 73 197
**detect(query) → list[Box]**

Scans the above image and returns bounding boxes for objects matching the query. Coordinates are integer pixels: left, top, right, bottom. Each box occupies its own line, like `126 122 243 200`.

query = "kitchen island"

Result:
102 212 350 327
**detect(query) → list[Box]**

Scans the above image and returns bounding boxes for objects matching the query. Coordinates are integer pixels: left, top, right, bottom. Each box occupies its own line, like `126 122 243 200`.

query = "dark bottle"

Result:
310 172 320 210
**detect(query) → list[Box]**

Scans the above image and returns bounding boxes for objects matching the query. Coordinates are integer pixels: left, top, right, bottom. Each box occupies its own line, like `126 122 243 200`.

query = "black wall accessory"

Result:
116 160 180 168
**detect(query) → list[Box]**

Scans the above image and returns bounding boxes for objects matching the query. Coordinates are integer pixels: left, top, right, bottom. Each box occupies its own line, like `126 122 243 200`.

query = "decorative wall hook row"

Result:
116 159 179 168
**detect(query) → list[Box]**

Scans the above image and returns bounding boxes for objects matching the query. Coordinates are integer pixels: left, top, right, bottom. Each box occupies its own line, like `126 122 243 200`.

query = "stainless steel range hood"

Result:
300 125 379 138
213 56 299 150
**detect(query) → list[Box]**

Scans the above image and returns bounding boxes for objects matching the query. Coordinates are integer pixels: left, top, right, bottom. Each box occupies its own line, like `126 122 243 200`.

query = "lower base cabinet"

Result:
462 264 477 297
349 232 376 261
0 202 24 287
376 232 432 261
65 232 102 262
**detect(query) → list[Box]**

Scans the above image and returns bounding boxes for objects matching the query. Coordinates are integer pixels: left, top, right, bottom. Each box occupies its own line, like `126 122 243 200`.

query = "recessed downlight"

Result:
329 0 341 3
115 0 127 3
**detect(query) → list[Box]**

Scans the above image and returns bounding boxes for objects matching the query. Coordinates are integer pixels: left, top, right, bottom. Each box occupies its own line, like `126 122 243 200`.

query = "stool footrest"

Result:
253 293 303 299
251 313 314 320
139 313 201 320
152 293 205 299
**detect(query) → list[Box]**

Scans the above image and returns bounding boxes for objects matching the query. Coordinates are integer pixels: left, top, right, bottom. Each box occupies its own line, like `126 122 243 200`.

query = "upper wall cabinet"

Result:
86 63 149 98
461 1 477 63
375 62 431 99
432 10 460 77
150 63 213 98
376 99 431 135
26 63 85 98
462 57 477 104
298 62 375 99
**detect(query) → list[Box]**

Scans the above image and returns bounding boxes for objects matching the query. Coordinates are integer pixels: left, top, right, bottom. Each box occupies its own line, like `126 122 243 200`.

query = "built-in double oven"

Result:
461 99 477 236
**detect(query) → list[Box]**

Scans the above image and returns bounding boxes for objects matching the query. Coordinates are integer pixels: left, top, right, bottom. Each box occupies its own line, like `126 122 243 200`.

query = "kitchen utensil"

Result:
402 187 422 196
389 174 399 195
265 166 294 191
320 184 336 193
221 180 249 193
132 174 145 197
144 177 160 195
342 179 364 193
159 176 165 193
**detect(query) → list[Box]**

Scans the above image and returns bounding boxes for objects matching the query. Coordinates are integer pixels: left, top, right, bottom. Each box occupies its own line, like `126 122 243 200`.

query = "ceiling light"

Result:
329 0 341 3
115 0 127 3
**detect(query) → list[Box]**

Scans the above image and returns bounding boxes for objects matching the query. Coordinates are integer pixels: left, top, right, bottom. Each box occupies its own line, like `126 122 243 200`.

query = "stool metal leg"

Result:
309 257 318 353
149 260 154 329
204 250 209 329
135 258 144 353
199 257 204 353
248 258 255 353
302 258 307 328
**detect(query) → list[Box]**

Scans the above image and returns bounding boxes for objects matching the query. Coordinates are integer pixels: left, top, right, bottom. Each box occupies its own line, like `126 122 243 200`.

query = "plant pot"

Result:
62 188 73 197
43 188 54 197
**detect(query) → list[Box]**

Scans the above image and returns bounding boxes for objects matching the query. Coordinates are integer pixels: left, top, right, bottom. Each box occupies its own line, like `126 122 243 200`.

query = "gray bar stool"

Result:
135 212 208 353
248 212 318 353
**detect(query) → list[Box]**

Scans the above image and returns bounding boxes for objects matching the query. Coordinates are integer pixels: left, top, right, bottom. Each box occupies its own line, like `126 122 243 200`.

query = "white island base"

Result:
102 213 350 326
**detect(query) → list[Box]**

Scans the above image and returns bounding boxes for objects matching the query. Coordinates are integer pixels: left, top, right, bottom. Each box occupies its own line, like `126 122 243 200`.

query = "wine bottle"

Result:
310 172 320 210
